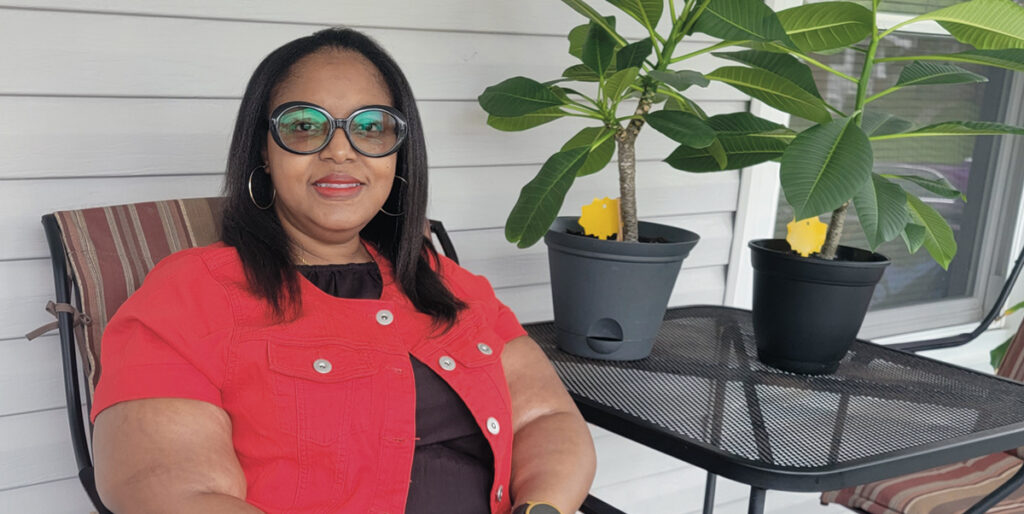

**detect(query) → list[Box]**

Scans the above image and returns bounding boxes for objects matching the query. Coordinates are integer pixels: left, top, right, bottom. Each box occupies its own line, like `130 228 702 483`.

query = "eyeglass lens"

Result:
276 106 402 155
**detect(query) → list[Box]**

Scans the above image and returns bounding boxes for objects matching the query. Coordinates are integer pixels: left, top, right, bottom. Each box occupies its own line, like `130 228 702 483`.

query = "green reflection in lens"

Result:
350 109 397 153
278 107 329 151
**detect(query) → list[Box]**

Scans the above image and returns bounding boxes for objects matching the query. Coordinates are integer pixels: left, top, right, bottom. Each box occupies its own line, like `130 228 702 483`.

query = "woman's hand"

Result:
93 398 263 513
503 335 597 514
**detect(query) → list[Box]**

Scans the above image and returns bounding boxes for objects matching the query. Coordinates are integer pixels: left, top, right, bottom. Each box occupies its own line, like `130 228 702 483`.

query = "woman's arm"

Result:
93 398 263 514
503 335 597 513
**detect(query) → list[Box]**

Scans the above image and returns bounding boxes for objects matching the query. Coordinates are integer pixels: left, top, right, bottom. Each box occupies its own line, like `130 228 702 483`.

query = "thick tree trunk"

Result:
821 202 849 259
616 92 655 242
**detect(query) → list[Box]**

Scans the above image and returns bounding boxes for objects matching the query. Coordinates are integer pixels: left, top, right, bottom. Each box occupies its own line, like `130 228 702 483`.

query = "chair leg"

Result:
579 493 628 514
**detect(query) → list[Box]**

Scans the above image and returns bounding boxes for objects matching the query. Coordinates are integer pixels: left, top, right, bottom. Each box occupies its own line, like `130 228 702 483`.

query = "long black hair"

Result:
221 27 465 325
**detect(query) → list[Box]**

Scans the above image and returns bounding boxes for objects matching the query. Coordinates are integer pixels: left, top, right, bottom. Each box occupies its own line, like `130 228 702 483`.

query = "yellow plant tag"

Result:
786 216 827 257
580 197 622 241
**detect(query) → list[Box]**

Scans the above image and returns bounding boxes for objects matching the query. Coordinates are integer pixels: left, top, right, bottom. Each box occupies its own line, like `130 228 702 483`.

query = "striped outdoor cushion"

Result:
821 452 1024 513
822 317 1024 513
54 197 223 397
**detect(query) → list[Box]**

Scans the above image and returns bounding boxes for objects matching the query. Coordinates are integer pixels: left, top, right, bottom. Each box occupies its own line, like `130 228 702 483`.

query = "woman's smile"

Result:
312 173 364 199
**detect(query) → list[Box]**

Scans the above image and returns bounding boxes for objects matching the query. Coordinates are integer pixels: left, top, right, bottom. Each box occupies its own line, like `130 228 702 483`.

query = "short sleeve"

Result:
90 251 234 423
438 255 527 344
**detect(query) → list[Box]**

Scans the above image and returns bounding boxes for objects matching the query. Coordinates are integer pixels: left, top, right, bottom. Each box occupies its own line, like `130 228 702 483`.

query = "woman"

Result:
90 28 595 514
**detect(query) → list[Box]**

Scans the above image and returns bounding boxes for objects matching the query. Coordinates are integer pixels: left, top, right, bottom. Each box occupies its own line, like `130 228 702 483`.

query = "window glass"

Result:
773 33 1008 311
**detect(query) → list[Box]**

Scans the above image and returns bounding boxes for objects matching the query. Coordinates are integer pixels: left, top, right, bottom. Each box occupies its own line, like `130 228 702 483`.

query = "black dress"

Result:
297 263 494 513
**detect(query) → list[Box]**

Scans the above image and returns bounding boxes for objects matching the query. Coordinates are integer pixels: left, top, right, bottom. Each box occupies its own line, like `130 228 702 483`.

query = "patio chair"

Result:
33 196 621 514
820 244 1024 513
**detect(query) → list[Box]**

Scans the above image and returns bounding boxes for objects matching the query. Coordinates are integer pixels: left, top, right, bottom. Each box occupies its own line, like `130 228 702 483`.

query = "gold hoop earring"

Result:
379 175 408 217
248 165 275 210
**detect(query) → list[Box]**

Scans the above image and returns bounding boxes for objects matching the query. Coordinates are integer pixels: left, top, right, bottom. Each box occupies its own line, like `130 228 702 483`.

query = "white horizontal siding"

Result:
0 2 750 512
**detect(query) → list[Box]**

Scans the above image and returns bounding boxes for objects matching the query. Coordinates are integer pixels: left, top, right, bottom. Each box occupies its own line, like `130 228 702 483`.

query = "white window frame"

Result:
724 1 1024 340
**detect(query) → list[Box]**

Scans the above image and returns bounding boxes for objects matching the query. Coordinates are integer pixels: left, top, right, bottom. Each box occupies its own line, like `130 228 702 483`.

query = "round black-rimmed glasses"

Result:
269 101 408 157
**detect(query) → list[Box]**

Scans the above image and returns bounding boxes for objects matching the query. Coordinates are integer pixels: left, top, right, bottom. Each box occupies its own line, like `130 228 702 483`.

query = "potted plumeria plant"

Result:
478 0 1024 369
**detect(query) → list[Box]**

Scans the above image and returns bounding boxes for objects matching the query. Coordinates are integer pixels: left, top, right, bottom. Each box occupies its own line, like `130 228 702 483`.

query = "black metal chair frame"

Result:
42 214 620 514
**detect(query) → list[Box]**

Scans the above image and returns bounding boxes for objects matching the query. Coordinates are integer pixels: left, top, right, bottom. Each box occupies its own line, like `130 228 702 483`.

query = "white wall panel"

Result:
0 408 78 491
1 175 224 261
0 8 742 102
0 97 746 179
0 1 679 37
429 163 740 231
0 335 66 416
0 476 93 514
452 213 733 290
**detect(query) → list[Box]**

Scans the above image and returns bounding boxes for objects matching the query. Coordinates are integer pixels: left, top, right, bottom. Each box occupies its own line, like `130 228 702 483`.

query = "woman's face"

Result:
265 49 398 246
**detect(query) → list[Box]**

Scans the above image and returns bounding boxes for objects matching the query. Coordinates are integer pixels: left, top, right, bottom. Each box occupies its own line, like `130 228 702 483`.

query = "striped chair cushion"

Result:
822 317 1024 513
54 197 223 397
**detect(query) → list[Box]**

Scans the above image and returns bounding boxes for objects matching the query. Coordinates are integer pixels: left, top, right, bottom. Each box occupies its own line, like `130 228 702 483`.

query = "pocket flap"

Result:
268 340 375 383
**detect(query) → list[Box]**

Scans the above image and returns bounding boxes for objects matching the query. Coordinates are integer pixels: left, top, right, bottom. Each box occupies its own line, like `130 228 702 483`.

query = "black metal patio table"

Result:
526 305 1024 514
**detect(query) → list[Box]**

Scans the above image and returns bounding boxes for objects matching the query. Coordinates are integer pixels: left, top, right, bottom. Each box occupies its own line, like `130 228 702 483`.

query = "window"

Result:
770 4 1024 337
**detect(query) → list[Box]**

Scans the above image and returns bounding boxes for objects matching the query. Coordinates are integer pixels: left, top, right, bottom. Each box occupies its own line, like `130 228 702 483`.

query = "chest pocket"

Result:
267 339 377 445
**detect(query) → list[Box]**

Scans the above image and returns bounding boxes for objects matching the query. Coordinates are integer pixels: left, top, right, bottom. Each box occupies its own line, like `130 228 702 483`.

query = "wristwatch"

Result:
511 502 562 514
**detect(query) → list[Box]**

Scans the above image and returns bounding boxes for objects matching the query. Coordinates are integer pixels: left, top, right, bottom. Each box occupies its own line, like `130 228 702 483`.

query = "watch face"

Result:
515 503 560 514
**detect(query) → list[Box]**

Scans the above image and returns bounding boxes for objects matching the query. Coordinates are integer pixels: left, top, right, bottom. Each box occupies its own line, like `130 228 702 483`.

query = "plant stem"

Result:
616 89 656 242
820 0 880 260
672 40 737 64
772 44 859 82
824 201 851 257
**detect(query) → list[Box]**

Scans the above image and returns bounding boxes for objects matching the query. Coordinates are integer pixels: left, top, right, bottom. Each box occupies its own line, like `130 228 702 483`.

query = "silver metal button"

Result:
439 355 456 371
313 358 332 374
496 485 503 502
375 309 394 326
477 342 493 355
486 417 500 435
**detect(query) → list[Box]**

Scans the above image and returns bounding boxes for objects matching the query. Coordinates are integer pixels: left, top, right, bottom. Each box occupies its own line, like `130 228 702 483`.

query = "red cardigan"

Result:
91 242 526 513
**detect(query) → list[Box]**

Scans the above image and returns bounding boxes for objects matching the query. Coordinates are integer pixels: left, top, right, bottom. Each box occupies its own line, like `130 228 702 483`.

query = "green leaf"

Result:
707 66 832 124
903 223 927 253
487 107 569 131
568 24 590 59
664 95 709 118
645 110 717 148
666 135 788 171
707 139 729 169
563 64 610 82
860 111 914 137
882 174 966 201
991 336 1013 371
583 19 618 77
505 147 590 248
649 70 710 92
900 0 1024 50
479 77 566 117
561 127 615 176
561 0 629 46
777 2 873 52
692 0 794 45
914 49 1024 72
905 193 958 269
617 38 653 70
603 67 640 100
712 50 821 98
852 174 911 250
893 61 988 88
605 0 663 29
874 120 1024 140
706 112 788 135
1004 300 1024 316
780 117 873 220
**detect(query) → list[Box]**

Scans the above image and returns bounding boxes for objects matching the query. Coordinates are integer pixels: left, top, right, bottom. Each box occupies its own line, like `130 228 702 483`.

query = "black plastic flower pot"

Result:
544 217 700 361
749 239 890 374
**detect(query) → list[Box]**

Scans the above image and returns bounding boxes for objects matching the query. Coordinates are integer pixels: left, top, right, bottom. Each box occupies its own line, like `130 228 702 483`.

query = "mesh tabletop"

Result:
528 305 1024 491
